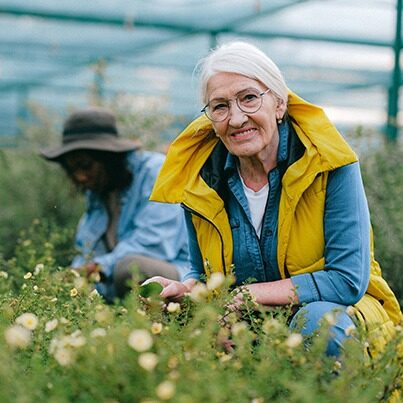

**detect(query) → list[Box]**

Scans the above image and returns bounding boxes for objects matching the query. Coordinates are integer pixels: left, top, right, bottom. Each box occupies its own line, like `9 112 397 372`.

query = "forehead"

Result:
63 150 94 165
206 72 262 99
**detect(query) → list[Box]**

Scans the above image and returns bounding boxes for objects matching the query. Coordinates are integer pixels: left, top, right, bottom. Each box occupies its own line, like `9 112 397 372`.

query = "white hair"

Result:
196 41 288 105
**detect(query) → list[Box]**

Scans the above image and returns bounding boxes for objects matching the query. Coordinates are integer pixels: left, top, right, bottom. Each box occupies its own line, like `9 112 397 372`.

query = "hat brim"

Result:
40 134 141 161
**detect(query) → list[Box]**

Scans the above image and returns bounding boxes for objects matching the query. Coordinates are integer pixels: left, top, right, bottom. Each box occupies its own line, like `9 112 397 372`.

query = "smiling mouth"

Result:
231 128 256 139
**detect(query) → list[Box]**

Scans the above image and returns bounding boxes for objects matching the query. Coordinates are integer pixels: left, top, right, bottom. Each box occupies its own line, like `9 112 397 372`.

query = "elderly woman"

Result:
146 41 401 356
41 106 189 302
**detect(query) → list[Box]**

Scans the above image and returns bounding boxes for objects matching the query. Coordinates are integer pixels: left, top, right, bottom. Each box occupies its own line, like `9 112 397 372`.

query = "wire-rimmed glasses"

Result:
201 88 271 122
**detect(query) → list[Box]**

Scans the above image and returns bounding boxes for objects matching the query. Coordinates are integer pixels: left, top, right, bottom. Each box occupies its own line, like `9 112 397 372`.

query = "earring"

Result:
277 117 283 124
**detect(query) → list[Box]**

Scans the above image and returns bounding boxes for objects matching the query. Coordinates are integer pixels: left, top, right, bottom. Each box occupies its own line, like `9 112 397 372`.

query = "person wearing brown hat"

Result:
41 106 190 302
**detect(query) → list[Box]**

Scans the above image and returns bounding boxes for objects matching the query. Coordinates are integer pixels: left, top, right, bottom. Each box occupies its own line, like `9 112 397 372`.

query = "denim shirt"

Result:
183 122 370 306
71 150 190 281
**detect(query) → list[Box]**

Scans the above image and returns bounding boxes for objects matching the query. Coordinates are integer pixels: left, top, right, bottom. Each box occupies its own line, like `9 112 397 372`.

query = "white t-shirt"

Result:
239 175 269 238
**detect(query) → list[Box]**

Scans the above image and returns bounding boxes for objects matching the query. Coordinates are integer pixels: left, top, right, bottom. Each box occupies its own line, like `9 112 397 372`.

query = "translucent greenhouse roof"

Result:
0 0 401 143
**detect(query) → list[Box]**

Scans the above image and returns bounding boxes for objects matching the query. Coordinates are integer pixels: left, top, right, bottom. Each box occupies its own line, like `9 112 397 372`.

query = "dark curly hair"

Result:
60 149 133 196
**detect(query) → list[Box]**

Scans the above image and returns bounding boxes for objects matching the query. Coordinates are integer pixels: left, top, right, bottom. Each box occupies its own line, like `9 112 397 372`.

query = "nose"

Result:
73 170 89 184
228 102 248 127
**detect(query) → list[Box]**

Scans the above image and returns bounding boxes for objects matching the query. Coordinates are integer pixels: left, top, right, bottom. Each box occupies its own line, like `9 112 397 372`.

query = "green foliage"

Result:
0 237 401 403
360 140 403 304
0 108 401 401
0 148 83 259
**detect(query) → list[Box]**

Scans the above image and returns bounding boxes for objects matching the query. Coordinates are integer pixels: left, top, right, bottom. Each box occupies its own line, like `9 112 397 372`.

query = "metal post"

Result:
386 0 402 141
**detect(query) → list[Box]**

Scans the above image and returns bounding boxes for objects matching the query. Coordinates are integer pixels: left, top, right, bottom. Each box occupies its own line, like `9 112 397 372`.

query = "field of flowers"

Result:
0 220 401 403
0 110 401 402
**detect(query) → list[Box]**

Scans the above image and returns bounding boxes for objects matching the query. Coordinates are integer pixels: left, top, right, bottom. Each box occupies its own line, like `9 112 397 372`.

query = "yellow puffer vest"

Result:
151 91 402 351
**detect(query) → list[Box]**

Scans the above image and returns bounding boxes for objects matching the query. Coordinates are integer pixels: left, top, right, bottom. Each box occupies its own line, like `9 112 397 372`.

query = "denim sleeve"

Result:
181 210 204 281
291 162 370 305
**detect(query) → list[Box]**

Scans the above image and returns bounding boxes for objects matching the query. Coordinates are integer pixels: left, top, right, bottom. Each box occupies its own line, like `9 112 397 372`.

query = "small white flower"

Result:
48 338 59 354
285 333 303 349
70 288 78 297
151 322 163 335
156 380 176 401
94 309 112 325
54 347 74 366
128 329 153 352
15 313 39 330
4 325 31 349
88 289 100 299
324 312 337 326
344 324 356 336
90 328 107 338
219 353 232 363
231 321 248 337
138 352 159 371
50 297 58 303
23 272 32 280
166 302 181 313
45 319 59 333
74 277 86 289
119 307 128 315
262 318 282 334
34 263 44 275
0 271 8 279
189 283 208 302
60 317 69 324
67 331 86 348
207 272 225 290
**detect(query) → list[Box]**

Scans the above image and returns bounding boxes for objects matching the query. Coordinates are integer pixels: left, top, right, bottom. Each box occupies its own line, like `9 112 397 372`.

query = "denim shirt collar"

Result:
223 120 290 175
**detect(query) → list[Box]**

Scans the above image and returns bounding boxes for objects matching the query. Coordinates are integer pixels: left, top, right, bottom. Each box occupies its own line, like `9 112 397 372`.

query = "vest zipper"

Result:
181 203 228 276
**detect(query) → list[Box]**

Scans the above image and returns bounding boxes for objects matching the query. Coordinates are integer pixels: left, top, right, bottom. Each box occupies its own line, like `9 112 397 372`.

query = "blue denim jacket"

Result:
71 150 190 286
183 122 370 306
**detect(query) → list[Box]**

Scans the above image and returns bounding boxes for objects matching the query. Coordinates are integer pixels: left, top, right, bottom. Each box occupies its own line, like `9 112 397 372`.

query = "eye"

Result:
76 160 93 170
240 92 259 103
211 102 229 112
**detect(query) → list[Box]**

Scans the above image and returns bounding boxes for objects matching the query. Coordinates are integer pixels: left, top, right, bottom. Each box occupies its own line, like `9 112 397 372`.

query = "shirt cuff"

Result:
291 273 321 304
182 270 201 282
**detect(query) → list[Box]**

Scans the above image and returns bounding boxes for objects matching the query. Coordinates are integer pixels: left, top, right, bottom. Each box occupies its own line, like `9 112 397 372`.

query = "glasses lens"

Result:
203 88 266 122
237 89 262 113
205 101 229 122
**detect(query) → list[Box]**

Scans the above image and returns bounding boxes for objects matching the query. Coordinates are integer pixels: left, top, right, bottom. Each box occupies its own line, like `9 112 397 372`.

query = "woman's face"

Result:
206 72 286 159
62 150 110 194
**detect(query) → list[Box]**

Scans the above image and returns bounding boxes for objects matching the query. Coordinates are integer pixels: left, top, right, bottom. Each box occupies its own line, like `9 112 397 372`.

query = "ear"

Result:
276 100 287 120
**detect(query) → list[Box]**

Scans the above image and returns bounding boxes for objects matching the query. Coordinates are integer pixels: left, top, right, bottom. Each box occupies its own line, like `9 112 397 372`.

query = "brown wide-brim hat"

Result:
40 106 140 161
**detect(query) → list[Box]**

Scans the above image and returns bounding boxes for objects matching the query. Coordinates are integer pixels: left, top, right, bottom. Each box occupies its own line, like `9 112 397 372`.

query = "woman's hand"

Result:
142 277 195 301
226 280 300 312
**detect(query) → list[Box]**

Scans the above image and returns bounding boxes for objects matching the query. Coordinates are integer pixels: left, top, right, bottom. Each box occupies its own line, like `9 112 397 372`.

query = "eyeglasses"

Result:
201 88 271 122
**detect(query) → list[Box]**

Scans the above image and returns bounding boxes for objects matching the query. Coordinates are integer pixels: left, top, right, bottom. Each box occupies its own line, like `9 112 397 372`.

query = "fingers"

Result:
160 281 183 300
141 277 187 302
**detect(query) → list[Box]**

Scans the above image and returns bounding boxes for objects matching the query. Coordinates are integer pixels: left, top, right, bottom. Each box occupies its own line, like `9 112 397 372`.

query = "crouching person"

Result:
41 106 189 302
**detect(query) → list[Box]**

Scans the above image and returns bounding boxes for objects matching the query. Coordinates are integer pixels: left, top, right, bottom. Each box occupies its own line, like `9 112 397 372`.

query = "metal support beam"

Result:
386 0 402 141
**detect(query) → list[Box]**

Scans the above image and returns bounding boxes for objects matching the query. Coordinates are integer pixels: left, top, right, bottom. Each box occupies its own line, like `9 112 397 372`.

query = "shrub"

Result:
0 236 400 402
360 141 403 304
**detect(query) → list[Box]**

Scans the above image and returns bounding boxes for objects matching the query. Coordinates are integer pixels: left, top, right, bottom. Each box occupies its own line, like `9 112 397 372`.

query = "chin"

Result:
232 147 259 158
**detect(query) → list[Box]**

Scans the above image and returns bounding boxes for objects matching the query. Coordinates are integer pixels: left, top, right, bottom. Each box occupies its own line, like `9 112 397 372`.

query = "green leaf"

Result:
138 282 163 298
